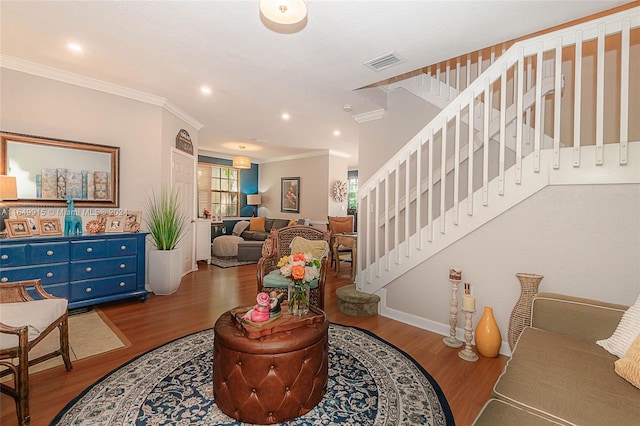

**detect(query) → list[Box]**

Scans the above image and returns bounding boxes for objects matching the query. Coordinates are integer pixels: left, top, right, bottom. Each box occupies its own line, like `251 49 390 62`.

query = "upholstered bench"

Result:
236 240 264 262
213 309 328 424
336 284 380 316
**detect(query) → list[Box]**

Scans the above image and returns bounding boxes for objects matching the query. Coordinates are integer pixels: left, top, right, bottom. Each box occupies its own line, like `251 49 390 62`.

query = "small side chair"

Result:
0 279 73 426
257 225 330 309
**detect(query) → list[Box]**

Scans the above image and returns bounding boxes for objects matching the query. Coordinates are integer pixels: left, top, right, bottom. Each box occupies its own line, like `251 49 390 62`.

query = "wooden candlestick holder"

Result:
443 279 463 348
458 309 478 362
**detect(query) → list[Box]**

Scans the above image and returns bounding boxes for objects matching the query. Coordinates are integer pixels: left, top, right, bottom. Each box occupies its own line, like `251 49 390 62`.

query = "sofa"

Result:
224 217 310 241
473 292 640 425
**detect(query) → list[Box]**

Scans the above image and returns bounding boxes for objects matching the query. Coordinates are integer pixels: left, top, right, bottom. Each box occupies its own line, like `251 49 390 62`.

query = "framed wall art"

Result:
37 217 63 236
5 218 31 238
281 177 300 213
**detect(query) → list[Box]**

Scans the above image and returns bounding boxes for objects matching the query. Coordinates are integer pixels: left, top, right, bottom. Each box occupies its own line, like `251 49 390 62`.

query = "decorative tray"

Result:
231 304 325 339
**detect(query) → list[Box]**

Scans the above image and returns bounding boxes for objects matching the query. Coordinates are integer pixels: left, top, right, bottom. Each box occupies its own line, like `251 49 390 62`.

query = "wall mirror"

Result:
0 132 120 207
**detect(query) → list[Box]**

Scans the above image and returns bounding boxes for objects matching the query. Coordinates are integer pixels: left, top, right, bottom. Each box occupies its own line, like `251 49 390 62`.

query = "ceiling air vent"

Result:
364 51 405 72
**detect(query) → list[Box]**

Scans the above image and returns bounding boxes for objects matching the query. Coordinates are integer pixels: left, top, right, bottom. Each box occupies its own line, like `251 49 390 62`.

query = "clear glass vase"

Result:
287 281 310 316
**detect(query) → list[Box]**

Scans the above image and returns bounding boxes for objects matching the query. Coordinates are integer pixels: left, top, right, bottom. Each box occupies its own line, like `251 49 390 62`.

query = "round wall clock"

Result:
333 180 348 203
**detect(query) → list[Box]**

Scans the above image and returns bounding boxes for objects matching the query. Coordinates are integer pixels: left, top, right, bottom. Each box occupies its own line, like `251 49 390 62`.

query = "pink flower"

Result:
256 292 271 307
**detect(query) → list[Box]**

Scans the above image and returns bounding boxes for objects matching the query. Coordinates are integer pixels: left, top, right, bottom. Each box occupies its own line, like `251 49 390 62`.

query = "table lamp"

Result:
0 175 18 234
247 194 262 217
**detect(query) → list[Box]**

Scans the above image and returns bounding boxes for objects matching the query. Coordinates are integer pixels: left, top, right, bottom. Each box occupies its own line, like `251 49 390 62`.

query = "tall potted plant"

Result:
144 186 187 295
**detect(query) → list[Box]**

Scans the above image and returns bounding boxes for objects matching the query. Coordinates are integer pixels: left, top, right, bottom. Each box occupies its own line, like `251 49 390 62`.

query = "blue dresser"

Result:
0 232 148 309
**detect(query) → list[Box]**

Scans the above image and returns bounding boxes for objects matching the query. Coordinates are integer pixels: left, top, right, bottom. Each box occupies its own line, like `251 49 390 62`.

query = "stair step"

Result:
336 284 380 316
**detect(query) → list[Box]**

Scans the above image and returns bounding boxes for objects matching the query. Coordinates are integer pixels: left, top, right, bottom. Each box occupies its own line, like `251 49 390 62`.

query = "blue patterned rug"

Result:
51 324 454 425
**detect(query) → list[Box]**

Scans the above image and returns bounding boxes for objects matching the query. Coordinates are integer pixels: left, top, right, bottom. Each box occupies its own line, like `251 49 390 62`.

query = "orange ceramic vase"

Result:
474 306 502 358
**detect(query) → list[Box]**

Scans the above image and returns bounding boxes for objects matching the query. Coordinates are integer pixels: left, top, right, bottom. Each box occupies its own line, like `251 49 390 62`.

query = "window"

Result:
197 163 239 217
347 172 358 211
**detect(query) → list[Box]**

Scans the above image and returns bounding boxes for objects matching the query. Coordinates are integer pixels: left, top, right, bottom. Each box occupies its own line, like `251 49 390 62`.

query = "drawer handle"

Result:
120 245 126 251
85 267 92 272
119 264 126 269
86 247 93 253
86 287 92 293
47 250 54 256
1 254 7 260
46 272 54 278
119 281 126 287
0 277 8 283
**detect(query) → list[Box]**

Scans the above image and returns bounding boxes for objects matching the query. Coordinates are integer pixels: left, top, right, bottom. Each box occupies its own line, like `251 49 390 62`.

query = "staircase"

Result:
356 7 640 296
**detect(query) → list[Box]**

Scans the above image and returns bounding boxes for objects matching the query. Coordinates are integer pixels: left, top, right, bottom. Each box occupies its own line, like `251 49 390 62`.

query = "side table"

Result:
213 306 329 424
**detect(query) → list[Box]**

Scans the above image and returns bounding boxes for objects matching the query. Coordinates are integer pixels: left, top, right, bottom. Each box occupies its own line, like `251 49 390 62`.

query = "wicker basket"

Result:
507 273 544 349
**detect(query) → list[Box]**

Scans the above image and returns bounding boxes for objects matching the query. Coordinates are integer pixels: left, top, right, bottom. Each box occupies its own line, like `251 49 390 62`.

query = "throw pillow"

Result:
288 219 296 226
597 294 640 358
296 218 310 226
614 333 640 389
231 221 250 236
249 217 266 232
290 237 329 260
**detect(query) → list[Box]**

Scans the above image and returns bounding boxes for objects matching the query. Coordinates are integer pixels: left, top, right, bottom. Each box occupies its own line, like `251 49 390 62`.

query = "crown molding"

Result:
329 149 351 159
260 149 333 164
0 55 203 130
353 108 386 124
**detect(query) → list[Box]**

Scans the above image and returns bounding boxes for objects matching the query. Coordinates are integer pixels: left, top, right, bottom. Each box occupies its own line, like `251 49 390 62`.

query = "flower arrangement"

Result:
277 252 321 315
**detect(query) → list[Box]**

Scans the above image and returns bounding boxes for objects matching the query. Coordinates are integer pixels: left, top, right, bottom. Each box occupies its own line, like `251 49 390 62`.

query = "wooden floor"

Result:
1 262 508 426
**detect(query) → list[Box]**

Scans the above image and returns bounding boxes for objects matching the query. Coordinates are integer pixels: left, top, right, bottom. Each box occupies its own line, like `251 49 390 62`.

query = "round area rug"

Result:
51 324 454 425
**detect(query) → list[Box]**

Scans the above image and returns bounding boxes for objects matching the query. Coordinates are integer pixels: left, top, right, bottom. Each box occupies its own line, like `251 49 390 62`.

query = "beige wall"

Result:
358 89 440 185
328 154 350 217
0 68 198 219
258 152 348 223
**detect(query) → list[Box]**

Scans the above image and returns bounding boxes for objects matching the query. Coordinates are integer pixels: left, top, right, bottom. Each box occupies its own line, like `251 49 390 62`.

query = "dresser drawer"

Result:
0 244 27 267
71 239 107 260
0 263 69 285
70 256 137 281
107 237 138 257
70 274 136 301
29 242 70 264
26 282 69 300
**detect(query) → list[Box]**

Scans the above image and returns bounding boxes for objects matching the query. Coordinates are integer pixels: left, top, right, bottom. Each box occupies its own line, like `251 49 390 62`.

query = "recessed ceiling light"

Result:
68 42 83 53
281 113 290 120
333 130 341 136
201 86 212 95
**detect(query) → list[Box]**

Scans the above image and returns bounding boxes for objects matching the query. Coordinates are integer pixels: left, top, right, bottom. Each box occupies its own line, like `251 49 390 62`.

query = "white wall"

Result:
382 183 640 352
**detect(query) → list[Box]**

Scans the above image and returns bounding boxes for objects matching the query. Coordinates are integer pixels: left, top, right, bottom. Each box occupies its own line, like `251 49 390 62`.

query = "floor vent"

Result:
364 51 405 72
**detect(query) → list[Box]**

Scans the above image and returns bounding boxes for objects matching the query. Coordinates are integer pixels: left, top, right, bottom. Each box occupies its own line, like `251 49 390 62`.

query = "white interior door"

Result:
171 148 195 275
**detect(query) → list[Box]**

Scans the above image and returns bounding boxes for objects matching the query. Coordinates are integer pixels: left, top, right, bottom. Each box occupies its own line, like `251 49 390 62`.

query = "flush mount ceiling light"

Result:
260 0 307 25
67 42 83 53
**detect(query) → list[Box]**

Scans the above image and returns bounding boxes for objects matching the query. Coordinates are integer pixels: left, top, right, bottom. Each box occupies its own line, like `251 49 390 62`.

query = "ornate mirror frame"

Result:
0 132 120 207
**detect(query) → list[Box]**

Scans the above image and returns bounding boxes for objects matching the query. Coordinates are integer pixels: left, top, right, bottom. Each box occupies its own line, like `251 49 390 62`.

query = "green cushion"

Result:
263 270 318 289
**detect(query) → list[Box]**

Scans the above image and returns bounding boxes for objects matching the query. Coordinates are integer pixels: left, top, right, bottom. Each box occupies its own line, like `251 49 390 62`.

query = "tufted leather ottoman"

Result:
213 310 329 424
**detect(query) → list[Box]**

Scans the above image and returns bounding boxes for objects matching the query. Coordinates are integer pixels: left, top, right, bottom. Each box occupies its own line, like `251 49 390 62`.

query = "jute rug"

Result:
2 308 129 378
51 324 454 425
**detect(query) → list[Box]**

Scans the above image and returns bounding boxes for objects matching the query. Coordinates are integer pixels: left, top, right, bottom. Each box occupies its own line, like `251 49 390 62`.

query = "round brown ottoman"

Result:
213 310 329 424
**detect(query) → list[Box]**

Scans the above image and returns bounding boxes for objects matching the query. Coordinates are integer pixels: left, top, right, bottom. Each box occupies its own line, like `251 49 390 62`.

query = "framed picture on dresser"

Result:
38 217 63 236
5 219 31 238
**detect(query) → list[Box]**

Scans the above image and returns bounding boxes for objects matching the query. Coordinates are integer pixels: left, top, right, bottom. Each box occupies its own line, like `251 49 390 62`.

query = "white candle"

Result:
462 294 476 312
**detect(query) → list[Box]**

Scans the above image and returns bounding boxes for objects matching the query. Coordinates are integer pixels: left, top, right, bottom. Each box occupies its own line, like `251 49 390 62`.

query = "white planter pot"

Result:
148 248 183 295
